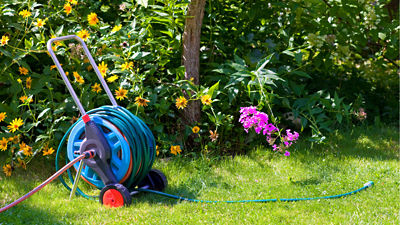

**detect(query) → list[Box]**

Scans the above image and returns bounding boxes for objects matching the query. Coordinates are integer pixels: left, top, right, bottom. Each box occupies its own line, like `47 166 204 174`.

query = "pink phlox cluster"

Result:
239 106 278 138
282 129 299 147
240 106 300 157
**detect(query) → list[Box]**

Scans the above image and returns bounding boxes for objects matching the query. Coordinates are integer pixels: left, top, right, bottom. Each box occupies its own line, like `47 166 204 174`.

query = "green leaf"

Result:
137 0 149 8
378 32 386 40
100 5 110 12
55 25 64 36
208 81 219 98
38 108 51 120
24 38 32 49
256 53 274 72
336 113 342 124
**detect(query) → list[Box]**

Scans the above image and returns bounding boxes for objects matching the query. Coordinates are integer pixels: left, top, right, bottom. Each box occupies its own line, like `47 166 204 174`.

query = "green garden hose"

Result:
56 105 155 199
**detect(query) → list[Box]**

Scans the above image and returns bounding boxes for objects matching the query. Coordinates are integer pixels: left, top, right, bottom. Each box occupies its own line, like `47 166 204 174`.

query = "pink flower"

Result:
284 151 290 156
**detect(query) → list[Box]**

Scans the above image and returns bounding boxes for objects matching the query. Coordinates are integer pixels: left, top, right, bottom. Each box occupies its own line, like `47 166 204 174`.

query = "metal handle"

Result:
47 35 118 115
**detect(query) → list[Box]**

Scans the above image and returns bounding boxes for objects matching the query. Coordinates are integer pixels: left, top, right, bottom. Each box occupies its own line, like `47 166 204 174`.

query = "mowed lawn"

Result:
0 125 399 224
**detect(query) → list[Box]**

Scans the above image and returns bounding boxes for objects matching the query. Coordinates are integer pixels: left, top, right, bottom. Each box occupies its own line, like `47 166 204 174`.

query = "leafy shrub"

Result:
1 0 397 176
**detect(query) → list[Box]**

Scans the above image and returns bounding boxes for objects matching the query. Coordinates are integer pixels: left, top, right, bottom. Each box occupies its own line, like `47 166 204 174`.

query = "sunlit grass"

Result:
0 125 399 224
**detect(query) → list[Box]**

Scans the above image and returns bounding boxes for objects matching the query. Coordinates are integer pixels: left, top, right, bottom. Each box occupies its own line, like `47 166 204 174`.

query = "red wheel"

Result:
100 184 131 207
102 189 124 208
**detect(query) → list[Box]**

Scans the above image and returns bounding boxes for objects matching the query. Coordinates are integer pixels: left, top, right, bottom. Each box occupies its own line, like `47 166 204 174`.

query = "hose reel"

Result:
48 35 167 207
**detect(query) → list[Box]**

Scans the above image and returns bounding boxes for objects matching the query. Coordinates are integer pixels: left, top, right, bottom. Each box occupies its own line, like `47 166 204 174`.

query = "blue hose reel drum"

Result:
67 116 132 189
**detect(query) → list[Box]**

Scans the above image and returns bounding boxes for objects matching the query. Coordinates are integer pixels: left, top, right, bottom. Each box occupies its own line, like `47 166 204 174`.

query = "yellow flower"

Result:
19 66 28 75
121 61 133 71
77 29 90 41
67 0 78 4
170 145 182 155
64 3 72 15
1 35 9 46
111 24 122 32
43 147 55 156
115 87 128 101
3 164 12 177
156 145 159 156
50 64 60 70
87 12 99 26
175 96 188 109
19 142 32 156
135 97 150 107
201 95 212 105
91 83 102 93
18 158 26 170
98 61 108 77
0 137 7 151
192 126 200 134
0 112 6 122
19 9 32 18
19 95 33 103
107 75 119 83
73 71 85 84
26 77 32 89
51 35 61 46
35 18 46 28
8 118 23 133
17 78 22 83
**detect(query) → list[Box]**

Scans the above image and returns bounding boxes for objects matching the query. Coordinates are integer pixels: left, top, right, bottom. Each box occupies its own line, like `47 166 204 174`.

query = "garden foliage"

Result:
0 0 398 175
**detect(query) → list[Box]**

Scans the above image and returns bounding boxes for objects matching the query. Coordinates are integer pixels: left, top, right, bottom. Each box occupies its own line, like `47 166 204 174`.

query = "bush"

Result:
1 0 397 176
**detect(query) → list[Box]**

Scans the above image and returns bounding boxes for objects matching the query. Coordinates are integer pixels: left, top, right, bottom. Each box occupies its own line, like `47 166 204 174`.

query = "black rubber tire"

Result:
99 183 132 207
148 169 168 191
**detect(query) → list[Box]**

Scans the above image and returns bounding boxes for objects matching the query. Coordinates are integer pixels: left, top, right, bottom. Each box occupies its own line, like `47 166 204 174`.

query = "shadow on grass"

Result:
0 205 66 225
294 126 399 161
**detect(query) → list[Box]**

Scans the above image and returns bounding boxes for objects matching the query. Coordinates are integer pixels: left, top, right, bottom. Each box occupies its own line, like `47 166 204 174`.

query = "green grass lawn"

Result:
1 125 399 224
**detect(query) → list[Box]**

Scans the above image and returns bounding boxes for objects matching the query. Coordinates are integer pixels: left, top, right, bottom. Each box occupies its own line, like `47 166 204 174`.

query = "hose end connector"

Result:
364 181 374 188
83 149 96 159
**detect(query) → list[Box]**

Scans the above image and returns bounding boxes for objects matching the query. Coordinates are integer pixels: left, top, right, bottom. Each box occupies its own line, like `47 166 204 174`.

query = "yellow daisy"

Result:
201 95 212 105
0 112 6 122
1 35 9 46
19 142 32 156
87 12 99 26
175 96 188 109
7 118 23 133
0 137 7 151
98 61 108 77
19 95 33 103
170 145 182 155
91 83 102 93
73 71 85 84
64 3 72 15
43 147 55 156
107 75 119 83
135 97 150 107
192 126 200 134
26 77 32 89
19 9 31 18
111 24 122 32
77 29 89 41
19 66 28 75
35 18 46 28
115 87 128 101
121 61 133 71
3 164 12 177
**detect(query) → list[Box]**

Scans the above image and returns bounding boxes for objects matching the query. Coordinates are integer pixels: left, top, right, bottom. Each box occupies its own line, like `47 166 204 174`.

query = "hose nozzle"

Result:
364 181 374 188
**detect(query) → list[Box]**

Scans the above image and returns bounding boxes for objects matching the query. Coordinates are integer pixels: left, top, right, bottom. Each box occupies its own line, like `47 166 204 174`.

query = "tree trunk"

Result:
182 0 206 125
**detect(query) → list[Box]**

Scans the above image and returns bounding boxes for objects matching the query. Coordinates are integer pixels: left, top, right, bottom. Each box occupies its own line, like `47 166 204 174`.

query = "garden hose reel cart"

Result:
47 35 167 208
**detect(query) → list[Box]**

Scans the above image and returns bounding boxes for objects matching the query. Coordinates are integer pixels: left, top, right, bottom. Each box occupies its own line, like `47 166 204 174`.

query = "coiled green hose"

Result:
56 105 156 199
